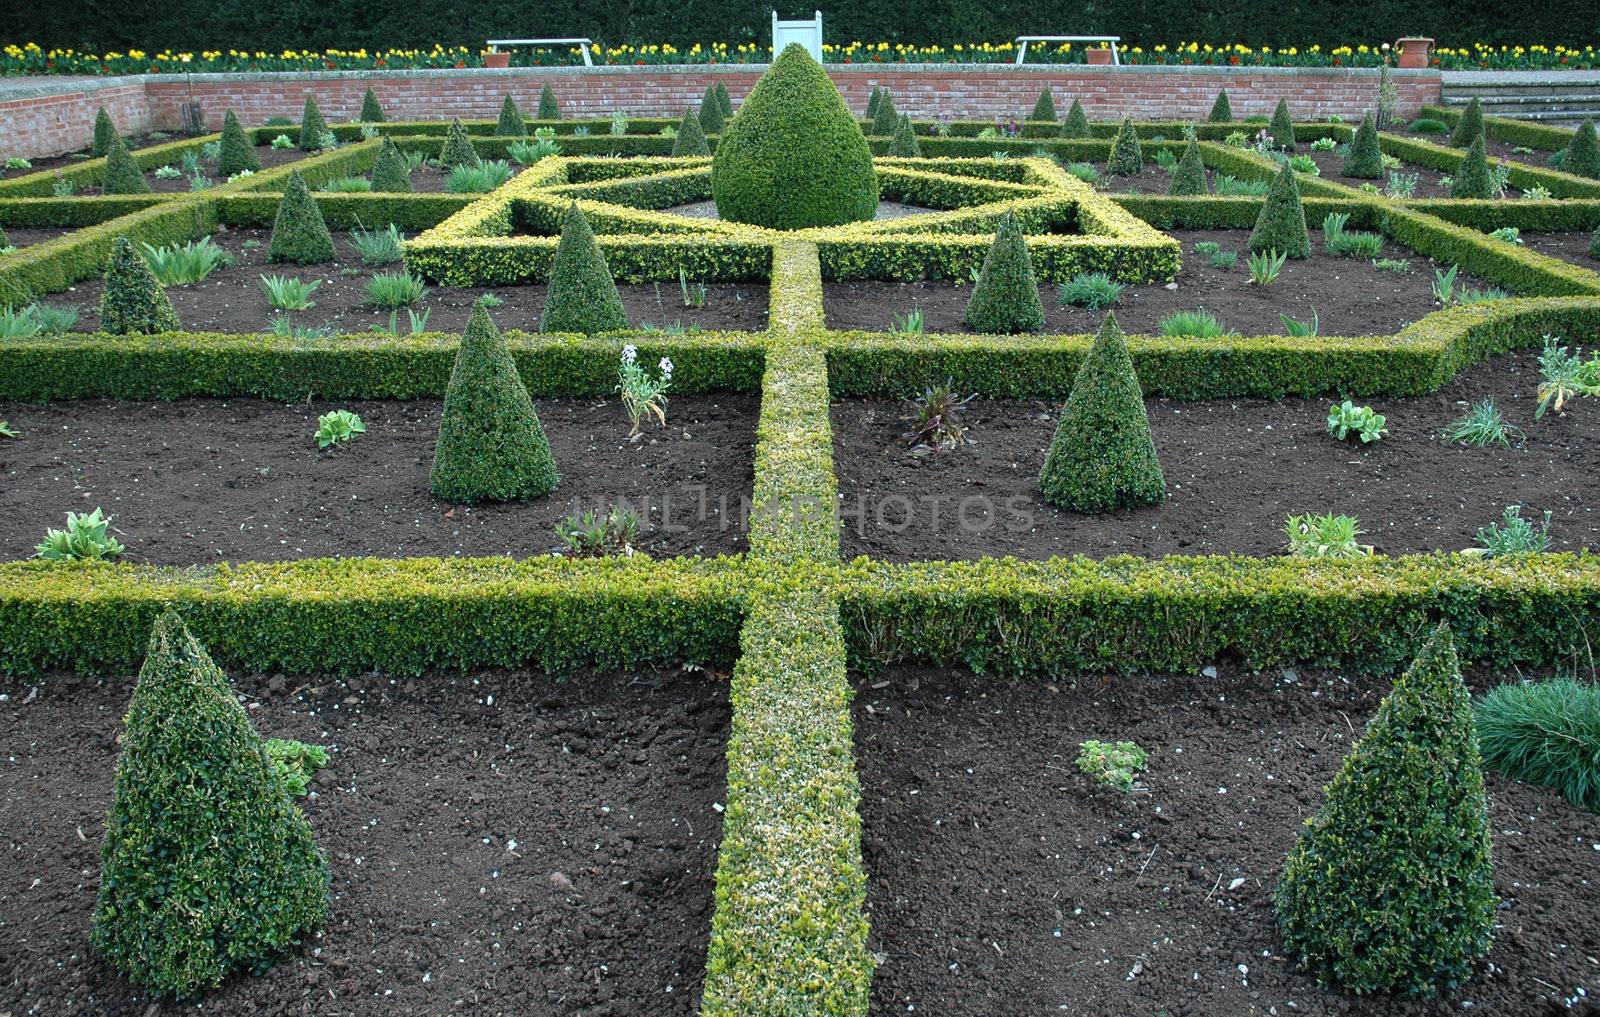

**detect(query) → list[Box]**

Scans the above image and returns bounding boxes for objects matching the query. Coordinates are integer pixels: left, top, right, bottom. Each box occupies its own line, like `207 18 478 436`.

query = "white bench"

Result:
486 38 596 67
1014 35 1122 66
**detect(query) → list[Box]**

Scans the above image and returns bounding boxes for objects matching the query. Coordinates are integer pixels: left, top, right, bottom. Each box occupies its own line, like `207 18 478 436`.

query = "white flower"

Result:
621 344 637 364
659 356 674 378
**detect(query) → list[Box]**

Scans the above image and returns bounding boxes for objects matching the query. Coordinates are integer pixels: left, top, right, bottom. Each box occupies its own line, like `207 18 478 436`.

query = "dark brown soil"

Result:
0 133 175 178
1 227 78 251
0 394 757 563
855 664 1600 1017
37 228 769 334
1096 160 1192 195
1521 231 1600 268
68 145 312 197
830 349 1600 561
824 229 1487 337
1390 129 1549 166
1303 148 1462 199
0 666 729 1017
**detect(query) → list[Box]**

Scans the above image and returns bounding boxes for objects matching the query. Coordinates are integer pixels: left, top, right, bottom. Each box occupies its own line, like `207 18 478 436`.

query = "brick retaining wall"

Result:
1 65 1442 159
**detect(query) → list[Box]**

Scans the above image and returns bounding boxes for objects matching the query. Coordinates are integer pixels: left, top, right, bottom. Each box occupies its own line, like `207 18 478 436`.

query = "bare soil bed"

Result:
830 349 1600 561
0 394 757 563
2 227 79 251
0 666 729 1017
67 145 314 196
1096 161 1197 195
823 229 1492 337
36 228 770 335
855 664 1600 1017
0 133 176 177
1520 231 1600 268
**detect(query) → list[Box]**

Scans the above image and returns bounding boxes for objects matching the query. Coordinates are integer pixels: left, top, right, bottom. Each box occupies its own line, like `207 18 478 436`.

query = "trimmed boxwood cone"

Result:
496 94 527 137
101 237 181 334
699 85 726 134
1168 138 1208 195
101 134 151 195
370 136 412 193
538 84 561 120
1249 163 1311 258
1276 622 1496 996
1565 119 1600 179
871 88 899 137
1038 312 1165 511
1107 118 1143 176
1060 99 1091 139
432 305 559 502
541 203 629 333
91 610 329 997
1450 135 1496 199
1030 88 1057 122
865 86 883 120
1209 89 1233 123
93 107 118 157
672 108 710 156
360 87 385 123
1270 99 1297 150
1448 96 1484 149
298 96 328 151
217 110 259 178
964 212 1045 334
888 113 921 157
1343 112 1384 178
712 44 877 229
268 171 336 264
439 118 481 169
715 81 733 117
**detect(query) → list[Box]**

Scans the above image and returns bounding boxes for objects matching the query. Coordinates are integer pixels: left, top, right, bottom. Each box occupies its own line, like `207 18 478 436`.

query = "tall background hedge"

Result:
14 1 1598 54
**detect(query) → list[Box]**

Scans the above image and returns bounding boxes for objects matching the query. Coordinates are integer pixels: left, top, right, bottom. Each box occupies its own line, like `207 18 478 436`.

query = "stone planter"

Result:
1086 48 1114 66
1396 38 1433 69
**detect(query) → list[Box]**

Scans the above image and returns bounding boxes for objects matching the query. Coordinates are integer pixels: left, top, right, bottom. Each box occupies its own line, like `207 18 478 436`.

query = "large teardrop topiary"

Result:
1276 622 1496 996
699 85 726 135
672 108 710 156
101 133 151 195
1168 138 1208 195
431 305 559 502
1564 119 1600 179
101 237 181 334
1448 97 1484 149
1060 99 1091 139
268 171 336 264
217 109 260 178
496 94 527 137
1450 135 1495 199
870 88 899 137
1107 118 1142 176
1038 312 1165 511
1209 90 1233 123
711 43 877 229
298 96 329 151
538 84 561 120
964 212 1044 334
93 107 118 157
541 202 629 333
360 87 385 123
888 113 921 157
439 118 481 170
1270 99 1297 150
1343 112 1384 179
1249 163 1311 258
1029 88 1057 122
370 135 412 193
91 610 328 997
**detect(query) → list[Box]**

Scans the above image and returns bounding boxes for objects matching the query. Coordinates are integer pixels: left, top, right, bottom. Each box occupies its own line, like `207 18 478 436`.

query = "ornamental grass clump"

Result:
1343 112 1384 179
369 135 412 192
101 134 150 195
431 305 558 502
217 109 259 177
1450 135 1496 199
1168 138 1207 195
672 108 710 156
439 118 481 170
1209 89 1233 122
541 202 629 333
1448 96 1484 149
1249 163 1311 258
699 85 726 134
1059 99 1091 139
538 84 561 120
1038 312 1165 512
495 93 527 137
101 237 181 334
92 611 329 997
1029 88 1057 122
297 96 329 151
964 212 1044 334
1276 623 1496 996
1476 677 1600 812
268 171 336 264
1564 119 1600 179
93 106 118 157
1107 118 1142 175
360 87 385 122
1269 99 1297 150
888 113 921 157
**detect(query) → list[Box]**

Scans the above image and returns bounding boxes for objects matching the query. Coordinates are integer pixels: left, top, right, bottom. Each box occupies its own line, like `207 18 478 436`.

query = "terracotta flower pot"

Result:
1396 38 1433 69
483 52 511 68
1086 48 1113 66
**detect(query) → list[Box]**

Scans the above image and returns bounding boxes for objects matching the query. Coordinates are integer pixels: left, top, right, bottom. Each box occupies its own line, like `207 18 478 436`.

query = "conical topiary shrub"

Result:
496 93 527 137
1029 88 1057 122
217 109 260 178
1276 622 1496 996
699 85 726 135
268 171 336 264
1448 96 1484 149
1107 118 1142 176
1209 89 1233 123
1060 99 1091 139
93 107 118 157
871 88 899 137
712 43 877 229
888 113 921 157
360 87 385 123
431 305 559 502
541 202 629 333
964 212 1045 334
298 96 329 151
1168 138 1207 195
865 86 883 121
538 84 561 120
370 135 412 193
1564 119 1600 179
101 134 151 195
1249 163 1311 258
1343 112 1384 179
439 118 481 170
1038 312 1165 511
672 108 710 156
1270 99 1297 150
1450 135 1496 199
101 237 181 334
715 81 734 117
91 611 328 997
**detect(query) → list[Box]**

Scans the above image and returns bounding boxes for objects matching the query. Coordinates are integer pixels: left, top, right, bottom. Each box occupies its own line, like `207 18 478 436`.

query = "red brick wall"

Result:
1 80 151 160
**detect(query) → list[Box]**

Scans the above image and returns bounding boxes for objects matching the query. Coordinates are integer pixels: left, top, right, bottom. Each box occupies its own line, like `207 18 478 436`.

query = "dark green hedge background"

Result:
12 1 1600 54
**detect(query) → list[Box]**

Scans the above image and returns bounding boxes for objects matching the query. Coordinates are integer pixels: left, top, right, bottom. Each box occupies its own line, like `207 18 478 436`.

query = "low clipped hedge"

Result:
1405 199 1600 232
1418 105 1576 152
1378 133 1600 200
0 195 175 228
1113 194 1379 230
0 199 215 302
406 232 773 284
817 232 1178 283
250 119 677 146
0 133 221 198
216 192 475 230
1382 206 1600 295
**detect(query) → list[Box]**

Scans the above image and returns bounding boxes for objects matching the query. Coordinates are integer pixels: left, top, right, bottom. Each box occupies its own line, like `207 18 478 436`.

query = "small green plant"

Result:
153 164 181 180
1456 284 1508 305
1327 230 1384 257
1310 137 1337 151
1280 309 1319 336
1152 148 1178 172
314 409 366 448
1193 241 1220 256
556 506 642 558
678 266 707 308
364 271 427 309
889 308 925 335
321 175 371 193
1214 174 1267 196
36 507 125 560
1474 505 1552 556
1384 171 1419 198
1326 400 1387 442
263 739 330 796
259 275 320 311
0 420 17 437
1286 512 1368 558
269 314 336 341
1407 117 1449 134
0 304 43 338
901 381 975 455
51 174 76 197
1057 271 1124 310
445 160 514 193
1488 226 1522 244
1522 185 1553 201
1442 398 1521 448
1075 740 1148 792
475 293 505 308
1371 257 1410 273
1247 248 1287 285
199 140 222 163
1209 250 1238 269
369 307 432 337
1475 678 1600 812
139 238 233 286
1431 265 1459 305
1159 309 1230 338
349 223 405 265
179 150 203 175
1064 161 1098 183
5 156 32 170
1287 153 1320 175
1535 336 1600 418
270 134 294 150
508 127 561 165
610 110 629 136
616 343 672 438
